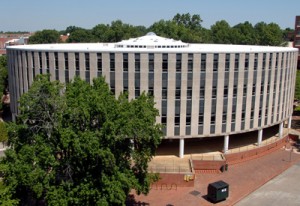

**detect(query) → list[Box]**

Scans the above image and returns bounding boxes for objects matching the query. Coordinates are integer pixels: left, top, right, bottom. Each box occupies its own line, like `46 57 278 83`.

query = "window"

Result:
213 54 218 71
211 114 216 124
200 86 205 99
188 53 193 72
187 89 192 99
110 53 115 71
233 85 238 97
234 54 239 70
97 53 102 76
30 52 35 78
262 53 266 69
243 85 247 96
186 100 192 129
161 100 167 125
244 53 249 70
135 53 140 72
269 53 273 70
198 115 204 125
176 53 181 72
162 89 167 99
275 53 279 69
252 84 256 95
123 53 128 71
225 53 230 71
74 53 79 68
223 86 228 97
162 53 168 72
84 53 90 70
38 52 43 74
149 53 154 72
175 116 180 126
175 89 181 99
175 100 180 115
212 86 217 98
123 72 128 91
162 73 168 89
135 73 140 96
148 72 154 96
46 52 49 71
231 112 236 122
64 52 69 70
186 116 191 126
201 54 206 71
254 53 258 70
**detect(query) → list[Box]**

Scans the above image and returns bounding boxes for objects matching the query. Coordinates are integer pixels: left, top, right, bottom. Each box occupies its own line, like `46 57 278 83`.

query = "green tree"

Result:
232 21 257 45
295 70 300 100
28 30 61 44
0 56 8 110
210 20 233 44
149 13 208 43
282 27 294 41
0 55 7 87
64 26 84 35
254 22 283 46
0 122 8 143
66 29 95 43
172 13 203 30
0 75 162 205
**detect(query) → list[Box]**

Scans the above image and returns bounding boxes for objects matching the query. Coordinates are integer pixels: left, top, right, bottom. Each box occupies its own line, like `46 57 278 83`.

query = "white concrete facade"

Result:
7 33 298 143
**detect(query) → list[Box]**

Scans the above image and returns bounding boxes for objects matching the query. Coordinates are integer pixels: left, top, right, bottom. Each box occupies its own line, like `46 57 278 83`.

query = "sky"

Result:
1 0 300 32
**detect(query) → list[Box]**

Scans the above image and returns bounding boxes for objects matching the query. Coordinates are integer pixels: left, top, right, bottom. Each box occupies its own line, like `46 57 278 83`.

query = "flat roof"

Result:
7 33 298 53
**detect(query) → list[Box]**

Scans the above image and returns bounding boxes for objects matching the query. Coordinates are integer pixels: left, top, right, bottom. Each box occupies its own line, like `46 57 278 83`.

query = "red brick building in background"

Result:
0 33 31 56
294 16 300 69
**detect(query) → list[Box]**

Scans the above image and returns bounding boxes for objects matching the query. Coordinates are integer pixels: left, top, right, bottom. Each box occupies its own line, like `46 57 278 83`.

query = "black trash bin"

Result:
207 180 229 203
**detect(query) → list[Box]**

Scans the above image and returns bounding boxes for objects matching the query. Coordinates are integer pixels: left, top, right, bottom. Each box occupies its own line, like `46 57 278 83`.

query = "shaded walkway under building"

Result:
149 124 291 174
155 124 287 158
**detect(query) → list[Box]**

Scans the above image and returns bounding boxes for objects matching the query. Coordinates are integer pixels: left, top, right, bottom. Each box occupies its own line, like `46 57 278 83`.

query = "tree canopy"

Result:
0 56 8 109
28 30 61 44
26 13 290 46
0 75 162 205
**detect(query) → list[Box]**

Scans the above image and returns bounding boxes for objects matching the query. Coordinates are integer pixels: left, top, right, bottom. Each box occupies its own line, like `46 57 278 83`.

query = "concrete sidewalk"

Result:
236 161 300 206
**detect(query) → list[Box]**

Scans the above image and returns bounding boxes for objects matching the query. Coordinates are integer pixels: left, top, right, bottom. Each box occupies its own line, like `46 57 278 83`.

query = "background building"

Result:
294 16 300 68
0 33 31 56
7 33 298 157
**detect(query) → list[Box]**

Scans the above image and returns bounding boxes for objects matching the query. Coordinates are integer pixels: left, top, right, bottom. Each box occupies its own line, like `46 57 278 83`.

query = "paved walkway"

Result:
236 161 300 206
130 147 300 206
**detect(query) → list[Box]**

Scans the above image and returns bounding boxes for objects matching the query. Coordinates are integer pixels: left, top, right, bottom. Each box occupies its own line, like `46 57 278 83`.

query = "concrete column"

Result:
279 122 283 139
258 129 263 146
288 116 292 129
179 138 185 158
224 135 229 154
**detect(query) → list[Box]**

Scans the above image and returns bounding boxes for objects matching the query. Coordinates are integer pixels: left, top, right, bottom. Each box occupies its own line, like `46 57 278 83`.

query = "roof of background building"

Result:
7 33 298 53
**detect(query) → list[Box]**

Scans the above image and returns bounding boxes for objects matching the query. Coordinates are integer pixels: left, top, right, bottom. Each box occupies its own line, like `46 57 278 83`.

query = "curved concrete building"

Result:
7 33 298 157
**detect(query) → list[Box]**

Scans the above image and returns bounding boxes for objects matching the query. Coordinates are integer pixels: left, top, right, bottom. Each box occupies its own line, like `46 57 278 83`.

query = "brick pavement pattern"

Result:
129 148 300 206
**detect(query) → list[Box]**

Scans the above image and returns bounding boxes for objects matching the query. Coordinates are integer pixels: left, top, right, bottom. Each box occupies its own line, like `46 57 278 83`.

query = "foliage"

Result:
26 13 289 45
0 56 8 110
148 13 211 43
295 70 300 100
0 122 8 143
254 22 283 46
28 30 61 44
210 20 233 44
66 29 95 43
232 21 258 45
0 75 162 205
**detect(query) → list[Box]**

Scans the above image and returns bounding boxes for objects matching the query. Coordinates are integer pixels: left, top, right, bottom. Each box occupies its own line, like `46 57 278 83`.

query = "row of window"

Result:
32 51 295 74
